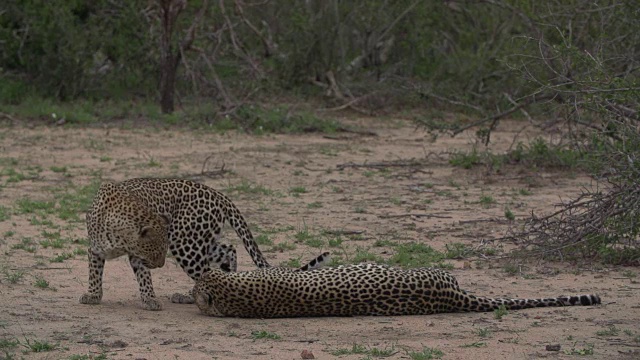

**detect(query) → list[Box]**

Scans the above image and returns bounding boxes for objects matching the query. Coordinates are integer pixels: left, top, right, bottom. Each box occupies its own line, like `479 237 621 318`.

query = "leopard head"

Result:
193 270 224 316
135 214 170 269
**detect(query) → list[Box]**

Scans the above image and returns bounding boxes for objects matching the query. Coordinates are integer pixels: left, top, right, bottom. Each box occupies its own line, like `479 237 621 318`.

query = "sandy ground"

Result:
0 118 638 360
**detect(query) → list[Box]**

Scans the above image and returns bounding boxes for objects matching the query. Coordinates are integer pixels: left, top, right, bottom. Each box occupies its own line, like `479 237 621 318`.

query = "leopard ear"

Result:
195 292 213 307
139 226 153 238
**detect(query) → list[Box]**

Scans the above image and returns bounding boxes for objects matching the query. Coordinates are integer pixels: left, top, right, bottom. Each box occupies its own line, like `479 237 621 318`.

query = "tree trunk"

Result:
157 0 206 114
160 52 180 114
158 0 186 114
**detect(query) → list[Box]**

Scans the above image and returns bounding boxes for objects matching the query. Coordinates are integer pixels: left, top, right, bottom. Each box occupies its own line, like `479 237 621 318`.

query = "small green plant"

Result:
327 256 345 267
460 342 486 348
307 201 323 209
448 179 461 189
352 248 384 264
233 105 340 134
3 230 15 237
22 338 58 352
251 330 281 340
147 158 161 167
354 206 366 213
407 347 444 360
596 325 620 337
563 343 594 355
621 270 636 278
479 195 496 208
68 354 108 360
2 167 28 183
50 252 75 263
53 181 101 222
328 236 343 247
0 205 11 221
281 258 301 268
444 243 473 259
477 328 491 338
388 243 448 268
33 277 52 289
289 186 307 195
480 246 499 256
368 346 396 357
435 190 454 198
518 188 532 196
450 149 481 169
494 305 508 320
504 208 515 220
293 228 325 248
502 263 520 275
331 344 368 356
318 146 339 156
270 242 296 252
12 237 37 253
40 237 67 249
49 166 68 173
14 198 55 215
4 270 25 284
255 234 273 246
373 239 397 248
0 338 19 350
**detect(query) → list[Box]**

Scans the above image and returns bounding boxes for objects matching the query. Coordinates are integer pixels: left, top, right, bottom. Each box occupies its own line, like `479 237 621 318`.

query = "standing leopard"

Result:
193 263 601 318
80 178 278 310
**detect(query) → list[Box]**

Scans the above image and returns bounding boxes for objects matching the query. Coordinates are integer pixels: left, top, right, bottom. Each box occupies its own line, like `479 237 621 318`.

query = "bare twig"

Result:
337 160 424 170
419 91 486 114
200 156 228 178
323 229 365 236
452 93 557 136
378 213 453 219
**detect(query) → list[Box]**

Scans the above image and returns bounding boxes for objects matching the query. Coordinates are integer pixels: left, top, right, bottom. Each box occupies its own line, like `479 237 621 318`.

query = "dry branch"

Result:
452 93 557 136
337 160 425 170
507 180 640 264
200 156 228 178
378 213 453 219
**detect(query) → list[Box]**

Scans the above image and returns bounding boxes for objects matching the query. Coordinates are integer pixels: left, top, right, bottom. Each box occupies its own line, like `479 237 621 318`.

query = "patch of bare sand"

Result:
0 120 638 359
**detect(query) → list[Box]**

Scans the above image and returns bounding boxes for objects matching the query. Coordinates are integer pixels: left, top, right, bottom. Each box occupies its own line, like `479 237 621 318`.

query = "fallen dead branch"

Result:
378 213 453 219
451 93 557 138
506 178 640 264
458 218 513 225
199 156 228 178
323 229 365 236
337 160 425 170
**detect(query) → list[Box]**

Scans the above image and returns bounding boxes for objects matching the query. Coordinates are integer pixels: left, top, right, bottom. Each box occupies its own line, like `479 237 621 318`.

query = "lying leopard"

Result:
80 178 279 311
193 263 601 318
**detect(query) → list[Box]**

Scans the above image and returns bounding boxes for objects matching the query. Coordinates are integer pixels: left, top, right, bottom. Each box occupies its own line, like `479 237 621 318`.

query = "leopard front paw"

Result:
170 292 195 304
79 293 102 305
141 297 163 311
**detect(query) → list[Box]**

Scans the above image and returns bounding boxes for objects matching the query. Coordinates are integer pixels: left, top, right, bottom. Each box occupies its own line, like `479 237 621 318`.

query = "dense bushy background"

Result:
1 1 636 111
1 0 638 263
